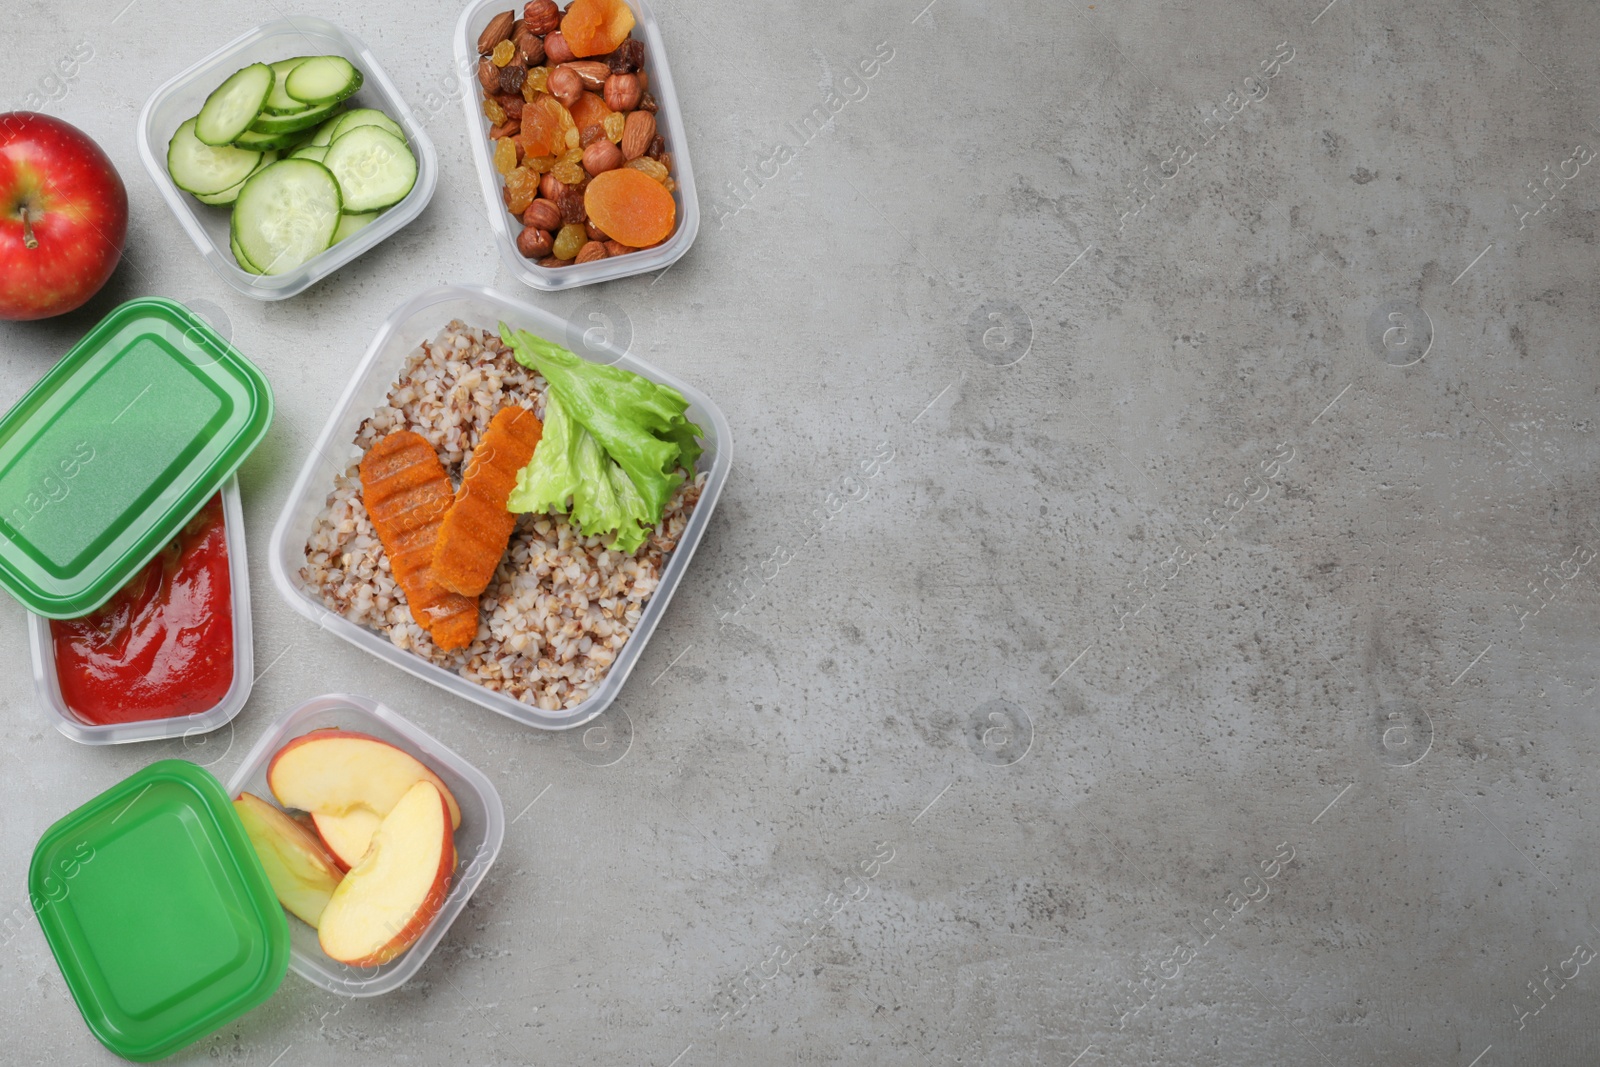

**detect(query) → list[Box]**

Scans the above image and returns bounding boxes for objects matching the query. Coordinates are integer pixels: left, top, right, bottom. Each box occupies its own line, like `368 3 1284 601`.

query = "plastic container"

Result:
27 476 255 745
224 693 504 995
267 284 730 730
454 0 698 289
136 17 439 301
0 298 272 618
30 759 289 1061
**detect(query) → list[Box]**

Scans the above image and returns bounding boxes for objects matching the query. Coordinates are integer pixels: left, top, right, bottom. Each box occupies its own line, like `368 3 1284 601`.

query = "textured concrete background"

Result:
3 0 1600 1063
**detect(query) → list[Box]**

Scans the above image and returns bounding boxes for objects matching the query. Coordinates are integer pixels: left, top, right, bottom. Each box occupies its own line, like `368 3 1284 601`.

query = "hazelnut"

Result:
540 172 565 201
603 73 640 112
547 65 583 108
603 240 633 257
523 0 560 34
524 199 562 230
582 140 623 175
544 31 576 65
517 226 554 258
575 241 608 263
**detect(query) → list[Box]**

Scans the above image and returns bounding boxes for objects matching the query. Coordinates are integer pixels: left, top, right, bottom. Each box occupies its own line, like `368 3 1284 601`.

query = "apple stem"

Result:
20 206 38 250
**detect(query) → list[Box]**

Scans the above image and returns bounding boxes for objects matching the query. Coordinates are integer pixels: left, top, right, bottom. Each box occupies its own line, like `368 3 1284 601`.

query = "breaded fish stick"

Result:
358 431 480 650
432 406 544 597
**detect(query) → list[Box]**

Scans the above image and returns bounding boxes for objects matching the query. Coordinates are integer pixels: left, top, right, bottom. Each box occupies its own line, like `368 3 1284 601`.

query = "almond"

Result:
575 241 608 263
564 61 611 91
620 110 655 161
478 10 516 55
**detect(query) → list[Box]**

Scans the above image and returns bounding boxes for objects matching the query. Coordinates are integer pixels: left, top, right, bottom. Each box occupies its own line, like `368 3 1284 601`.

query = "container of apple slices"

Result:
136 16 437 300
29 696 502 1060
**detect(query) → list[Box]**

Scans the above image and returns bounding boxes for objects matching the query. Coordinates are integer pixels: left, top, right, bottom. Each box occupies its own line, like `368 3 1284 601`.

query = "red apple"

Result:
0 113 127 321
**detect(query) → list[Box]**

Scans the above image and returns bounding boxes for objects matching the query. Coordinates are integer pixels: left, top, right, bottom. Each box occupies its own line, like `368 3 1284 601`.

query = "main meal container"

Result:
27 476 255 745
268 284 730 730
454 0 699 289
225 693 504 996
136 17 439 300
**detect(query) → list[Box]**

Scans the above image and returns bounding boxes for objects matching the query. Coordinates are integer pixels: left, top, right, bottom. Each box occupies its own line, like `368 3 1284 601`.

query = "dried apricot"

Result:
561 0 636 59
518 93 566 156
493 136 519 175
584 167 675 248
569 91 614 134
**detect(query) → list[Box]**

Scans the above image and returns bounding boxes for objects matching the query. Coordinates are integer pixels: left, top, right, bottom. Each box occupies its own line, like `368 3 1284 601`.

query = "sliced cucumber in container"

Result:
231 232 262 274
290 144 329 162
230 126 313 152
263 57 313 115
322 127 416 212
333 211 381 244
193 150 280 205
195 62 272 146
308 114 346 147
285 56 362 107
168 117 261 195
231 159 343 275
328 108 404 143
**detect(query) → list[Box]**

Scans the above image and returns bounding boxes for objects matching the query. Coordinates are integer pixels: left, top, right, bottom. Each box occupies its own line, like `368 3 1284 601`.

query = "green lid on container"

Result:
29 759 289 1062
0 298 272 618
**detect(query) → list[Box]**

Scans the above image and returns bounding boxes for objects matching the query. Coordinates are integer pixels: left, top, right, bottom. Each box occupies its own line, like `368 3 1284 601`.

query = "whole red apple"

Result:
0 113 128 321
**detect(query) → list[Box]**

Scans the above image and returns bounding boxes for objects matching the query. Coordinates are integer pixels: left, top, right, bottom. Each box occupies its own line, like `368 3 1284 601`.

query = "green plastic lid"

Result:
0 298 272 618
29 759 289 1062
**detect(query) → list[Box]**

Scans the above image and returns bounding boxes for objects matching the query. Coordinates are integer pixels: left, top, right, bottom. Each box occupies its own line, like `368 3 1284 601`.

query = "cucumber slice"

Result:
195 62 273 146
231 232 263 273
263 57 313 115
290 144 329 162
193 150 280 204
251 100 342 135
322 126 416 212
231 158 342 275
167 117 261 195
285 56 362 106
230 126 313 152
333 211 381 243
328 108 404 143
308 114 345 147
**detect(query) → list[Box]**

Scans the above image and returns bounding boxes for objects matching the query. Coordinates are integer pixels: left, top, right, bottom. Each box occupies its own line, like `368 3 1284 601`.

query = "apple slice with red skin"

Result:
234 792 344 928
312 808 382 872
268 729 462 850
317 780 457 967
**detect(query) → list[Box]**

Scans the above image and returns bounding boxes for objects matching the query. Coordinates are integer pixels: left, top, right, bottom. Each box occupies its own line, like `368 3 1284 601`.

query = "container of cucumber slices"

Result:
136 17 437 300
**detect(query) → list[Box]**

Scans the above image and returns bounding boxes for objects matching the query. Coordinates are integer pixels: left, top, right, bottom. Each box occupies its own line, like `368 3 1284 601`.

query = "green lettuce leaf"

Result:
501 326 703 553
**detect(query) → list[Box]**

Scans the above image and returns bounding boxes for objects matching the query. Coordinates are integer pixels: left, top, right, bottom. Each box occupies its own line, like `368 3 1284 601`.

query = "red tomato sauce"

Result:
50 494 234 724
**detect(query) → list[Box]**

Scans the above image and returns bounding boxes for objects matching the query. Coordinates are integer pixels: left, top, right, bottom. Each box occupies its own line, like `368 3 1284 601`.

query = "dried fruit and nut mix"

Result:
475 0 676 267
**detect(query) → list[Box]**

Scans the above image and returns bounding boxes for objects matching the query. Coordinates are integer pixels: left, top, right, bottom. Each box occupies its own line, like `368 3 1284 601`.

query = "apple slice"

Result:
317 780 457 967
268 728 462 833
312 808 382 872
234 792 344 928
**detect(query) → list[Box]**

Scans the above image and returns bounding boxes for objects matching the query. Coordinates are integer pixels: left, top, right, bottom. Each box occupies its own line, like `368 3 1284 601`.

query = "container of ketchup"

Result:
27 477 255 744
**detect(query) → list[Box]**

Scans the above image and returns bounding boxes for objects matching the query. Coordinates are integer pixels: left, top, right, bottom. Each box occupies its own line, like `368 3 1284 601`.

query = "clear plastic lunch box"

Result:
267 284 731 730
136 17 439 301
27 476 254 745
225 693 505 996
453 0 699 289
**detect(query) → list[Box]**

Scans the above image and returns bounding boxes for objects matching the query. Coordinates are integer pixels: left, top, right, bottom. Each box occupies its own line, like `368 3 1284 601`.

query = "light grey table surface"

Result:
3 0 1599 1064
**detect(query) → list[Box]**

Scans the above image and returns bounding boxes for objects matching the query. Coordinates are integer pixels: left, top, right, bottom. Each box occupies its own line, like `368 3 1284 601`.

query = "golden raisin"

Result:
624 156 670 186
552 159 586 185
493 136 519 175
522 66 549 101
505 166 540 213
523 153 555 174
602 111 626 144
492 39 515 67
553 222 587 259
559 146 585 165
482 96 507 124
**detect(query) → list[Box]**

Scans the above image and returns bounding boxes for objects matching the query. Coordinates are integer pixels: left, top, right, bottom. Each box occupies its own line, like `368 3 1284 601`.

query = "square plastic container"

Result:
27 476 254 745
31 759 290 1061
267 284 730 730
136 17 439 300
454 0 698 289
225 693 504 995
0 298 272 618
